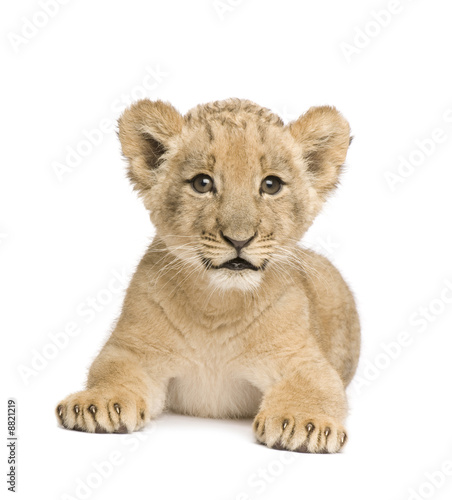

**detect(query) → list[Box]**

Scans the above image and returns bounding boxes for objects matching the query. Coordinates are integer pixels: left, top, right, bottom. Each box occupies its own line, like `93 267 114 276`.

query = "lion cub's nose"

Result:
221 232 256 252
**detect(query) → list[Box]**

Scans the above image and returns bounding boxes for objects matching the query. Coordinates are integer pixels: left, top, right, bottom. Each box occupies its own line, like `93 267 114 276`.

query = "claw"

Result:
282 419 289 430
74 405 79 415
324 427 330 437
89 405 97 414
306 423 314 433
114 403 121 415
57 405 63 417
340 433 346 445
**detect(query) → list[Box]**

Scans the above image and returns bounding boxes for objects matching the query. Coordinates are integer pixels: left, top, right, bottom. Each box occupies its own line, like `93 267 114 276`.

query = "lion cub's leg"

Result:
252 356 349 453
56 345 166 433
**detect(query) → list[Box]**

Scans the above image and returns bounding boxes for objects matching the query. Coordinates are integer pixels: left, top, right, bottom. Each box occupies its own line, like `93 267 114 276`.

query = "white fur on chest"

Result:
165 331 262 418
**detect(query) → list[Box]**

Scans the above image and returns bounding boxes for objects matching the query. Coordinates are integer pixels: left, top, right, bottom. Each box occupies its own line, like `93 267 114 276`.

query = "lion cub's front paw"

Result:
253 411 347 453
56 388 149 433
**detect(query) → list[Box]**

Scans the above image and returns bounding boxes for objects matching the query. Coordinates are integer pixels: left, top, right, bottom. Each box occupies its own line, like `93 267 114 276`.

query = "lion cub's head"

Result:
118 98 351 291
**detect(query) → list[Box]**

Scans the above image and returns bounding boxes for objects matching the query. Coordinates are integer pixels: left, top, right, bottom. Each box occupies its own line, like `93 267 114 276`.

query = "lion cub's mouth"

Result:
201 255 268 272
219 257 259 271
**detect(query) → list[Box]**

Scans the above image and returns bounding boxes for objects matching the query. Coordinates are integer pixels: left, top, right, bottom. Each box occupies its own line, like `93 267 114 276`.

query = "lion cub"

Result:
56 98 360 453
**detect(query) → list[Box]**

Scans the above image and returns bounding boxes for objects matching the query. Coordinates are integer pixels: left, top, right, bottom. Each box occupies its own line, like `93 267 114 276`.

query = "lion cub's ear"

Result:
288 106 351 199
118 99 183 192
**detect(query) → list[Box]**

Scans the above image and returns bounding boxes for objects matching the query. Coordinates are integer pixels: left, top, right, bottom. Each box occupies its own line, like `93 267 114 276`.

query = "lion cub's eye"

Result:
191 174 214 194
261 176 283 195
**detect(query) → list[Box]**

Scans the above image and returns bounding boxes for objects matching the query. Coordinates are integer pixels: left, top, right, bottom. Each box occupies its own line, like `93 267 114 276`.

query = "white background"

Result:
2 1 452 499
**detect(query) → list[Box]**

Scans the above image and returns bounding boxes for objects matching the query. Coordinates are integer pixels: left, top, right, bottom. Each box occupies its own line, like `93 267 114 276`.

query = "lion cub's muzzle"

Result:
217 231 260 271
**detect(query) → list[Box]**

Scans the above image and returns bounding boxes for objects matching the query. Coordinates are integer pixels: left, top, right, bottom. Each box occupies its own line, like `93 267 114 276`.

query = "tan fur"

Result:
56 98 360 453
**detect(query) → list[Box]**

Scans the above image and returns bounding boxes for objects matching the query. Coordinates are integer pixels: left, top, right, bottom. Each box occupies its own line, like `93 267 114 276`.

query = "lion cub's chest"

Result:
165 330 262 418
